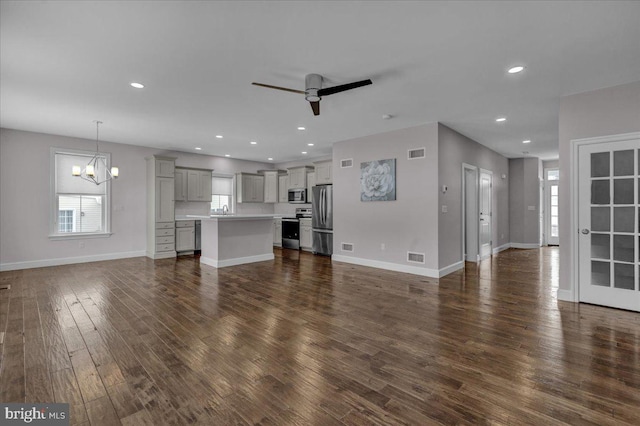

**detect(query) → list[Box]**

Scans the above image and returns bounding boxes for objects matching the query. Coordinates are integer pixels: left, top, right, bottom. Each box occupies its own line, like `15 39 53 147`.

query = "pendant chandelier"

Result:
71 120 119 184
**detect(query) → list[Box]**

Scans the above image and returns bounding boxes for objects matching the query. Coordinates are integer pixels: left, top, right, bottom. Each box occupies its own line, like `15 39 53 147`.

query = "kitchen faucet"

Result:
222 205 229 215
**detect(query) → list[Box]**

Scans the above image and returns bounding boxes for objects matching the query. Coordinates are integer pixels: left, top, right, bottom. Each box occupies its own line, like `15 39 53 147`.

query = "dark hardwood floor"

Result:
1 247 639 425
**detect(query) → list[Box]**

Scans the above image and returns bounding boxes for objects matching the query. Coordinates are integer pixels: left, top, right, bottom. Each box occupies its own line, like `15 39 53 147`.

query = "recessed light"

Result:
268 157 273 161
195 147 202 150
307 143 314 146
297 127 306 130
382 114 392 120
225 154 230 157
130 82 144 89
215 135 223 139
522 140 531 144
496 117 506 122
301 151 307 154
250 141 257 145
508 66 525 74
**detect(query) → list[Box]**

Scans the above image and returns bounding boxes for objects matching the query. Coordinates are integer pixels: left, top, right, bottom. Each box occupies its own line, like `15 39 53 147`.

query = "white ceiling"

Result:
2 1 640 163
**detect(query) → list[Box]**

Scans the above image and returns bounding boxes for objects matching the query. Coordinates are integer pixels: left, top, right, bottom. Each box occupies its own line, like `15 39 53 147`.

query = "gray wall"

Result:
332 123 440 271
0 128 273 268
509 157 542 245
558 81 640 293
437 124 509 268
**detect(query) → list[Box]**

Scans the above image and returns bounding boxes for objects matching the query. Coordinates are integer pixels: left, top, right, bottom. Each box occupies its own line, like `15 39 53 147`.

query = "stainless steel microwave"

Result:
288 188 306 204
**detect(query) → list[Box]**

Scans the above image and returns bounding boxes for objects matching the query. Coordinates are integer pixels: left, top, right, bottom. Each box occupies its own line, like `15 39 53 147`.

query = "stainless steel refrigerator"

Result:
312 184 333 256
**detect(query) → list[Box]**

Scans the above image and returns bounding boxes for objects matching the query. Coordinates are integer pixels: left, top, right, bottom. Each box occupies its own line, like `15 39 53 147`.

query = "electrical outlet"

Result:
79 241 85 248
380 243 385 250
441 205 448 213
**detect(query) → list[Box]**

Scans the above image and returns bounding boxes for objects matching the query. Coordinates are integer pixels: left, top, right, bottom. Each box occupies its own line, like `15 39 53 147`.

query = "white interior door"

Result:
578 138 640 312
479 170 492 259
463 166 478 262
546 180 560 245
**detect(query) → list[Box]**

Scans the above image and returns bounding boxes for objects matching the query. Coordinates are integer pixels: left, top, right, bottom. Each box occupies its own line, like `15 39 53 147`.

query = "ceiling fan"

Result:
252 73 372 116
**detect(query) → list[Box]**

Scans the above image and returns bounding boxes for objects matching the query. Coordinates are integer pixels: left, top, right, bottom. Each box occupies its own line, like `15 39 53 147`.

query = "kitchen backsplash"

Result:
175 200 276 216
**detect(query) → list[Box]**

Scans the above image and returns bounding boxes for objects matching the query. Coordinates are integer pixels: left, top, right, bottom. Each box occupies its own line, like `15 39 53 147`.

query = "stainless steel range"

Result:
282 208 312 250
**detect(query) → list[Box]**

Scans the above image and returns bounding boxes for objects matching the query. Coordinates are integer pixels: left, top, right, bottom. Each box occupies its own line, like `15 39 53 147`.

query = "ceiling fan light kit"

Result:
252 73 372 116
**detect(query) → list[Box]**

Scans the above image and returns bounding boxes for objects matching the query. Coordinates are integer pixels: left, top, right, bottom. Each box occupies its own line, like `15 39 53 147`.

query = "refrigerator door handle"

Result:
322 187 327 225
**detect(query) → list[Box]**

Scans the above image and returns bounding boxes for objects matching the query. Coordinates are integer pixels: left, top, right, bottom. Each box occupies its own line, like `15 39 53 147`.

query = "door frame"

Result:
479 168 493 260
570 131 640 302
461 163 479 263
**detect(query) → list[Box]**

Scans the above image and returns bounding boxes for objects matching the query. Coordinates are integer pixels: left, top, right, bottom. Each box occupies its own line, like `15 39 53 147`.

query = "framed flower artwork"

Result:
360 158 396 201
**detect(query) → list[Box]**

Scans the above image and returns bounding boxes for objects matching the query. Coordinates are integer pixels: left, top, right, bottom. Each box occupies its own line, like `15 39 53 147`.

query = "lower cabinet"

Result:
299 218 312 251
273 218 282 247
176 220 195 253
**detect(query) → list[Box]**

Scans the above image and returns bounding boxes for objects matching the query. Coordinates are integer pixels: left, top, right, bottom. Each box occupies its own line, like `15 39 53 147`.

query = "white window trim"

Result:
49 147 112 239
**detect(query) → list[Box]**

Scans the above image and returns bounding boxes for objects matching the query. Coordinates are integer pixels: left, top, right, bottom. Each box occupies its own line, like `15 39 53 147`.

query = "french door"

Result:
545 179 559 245
578 137 640 312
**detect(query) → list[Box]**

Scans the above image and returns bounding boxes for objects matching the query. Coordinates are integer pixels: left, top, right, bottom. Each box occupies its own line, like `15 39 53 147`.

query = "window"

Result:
211 175 234 213
51 148 111 238
546 169 559 181
58 209 75 233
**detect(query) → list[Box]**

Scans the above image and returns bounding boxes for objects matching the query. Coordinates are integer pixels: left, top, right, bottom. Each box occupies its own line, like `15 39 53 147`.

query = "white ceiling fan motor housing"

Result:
305 73 322 102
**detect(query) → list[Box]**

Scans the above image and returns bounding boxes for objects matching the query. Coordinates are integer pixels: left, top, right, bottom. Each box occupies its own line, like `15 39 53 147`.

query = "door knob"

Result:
581 229 590 235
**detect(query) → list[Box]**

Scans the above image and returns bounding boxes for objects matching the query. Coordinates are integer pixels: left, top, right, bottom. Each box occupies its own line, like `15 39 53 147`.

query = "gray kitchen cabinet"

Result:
187 170 212 201
278 174 289 203
174 168 187 201
236 173 264 203
273 218 282 246
260 170 279 203
147 156 176 259
287 166 313 189
175 220 195 252
299 218 312 250
306 171 316 204
313 160 332 184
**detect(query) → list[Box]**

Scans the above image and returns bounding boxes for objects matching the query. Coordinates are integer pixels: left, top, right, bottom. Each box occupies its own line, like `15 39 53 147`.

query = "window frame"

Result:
49 147 112 240
210 173 236 214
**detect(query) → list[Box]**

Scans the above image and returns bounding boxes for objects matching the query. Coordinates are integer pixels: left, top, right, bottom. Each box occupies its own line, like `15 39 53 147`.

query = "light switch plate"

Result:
528 206 535 211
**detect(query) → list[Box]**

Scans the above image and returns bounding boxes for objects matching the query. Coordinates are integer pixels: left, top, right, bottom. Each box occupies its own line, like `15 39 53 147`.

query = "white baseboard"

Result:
332 255 439 278
492 243 511 255
145 251 177 260
557 288 576 302
0 250 147 272
200 253 274 268
439 261 464 278
510 243 541 249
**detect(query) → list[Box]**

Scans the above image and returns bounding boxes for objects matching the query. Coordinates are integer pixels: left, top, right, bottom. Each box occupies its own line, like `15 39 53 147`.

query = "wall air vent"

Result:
407 252 425 264
340 158 353 168
341 242 354 252
408 148 426 160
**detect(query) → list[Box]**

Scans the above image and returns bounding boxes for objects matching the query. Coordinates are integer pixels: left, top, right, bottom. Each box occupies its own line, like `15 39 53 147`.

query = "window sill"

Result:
49 232 112 241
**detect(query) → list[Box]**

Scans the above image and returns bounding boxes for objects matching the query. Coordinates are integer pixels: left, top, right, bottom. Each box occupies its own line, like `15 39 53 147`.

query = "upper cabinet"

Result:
175 168 212 202
278 174 289 203
287 166 314 189
237 173 264 203
314 160 333 184
187 170 212 201
259 170 281 204
156 159 175 178
175 169 187 201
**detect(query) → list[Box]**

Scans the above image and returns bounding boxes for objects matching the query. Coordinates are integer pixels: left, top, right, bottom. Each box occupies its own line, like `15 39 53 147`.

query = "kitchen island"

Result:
198 215 275 268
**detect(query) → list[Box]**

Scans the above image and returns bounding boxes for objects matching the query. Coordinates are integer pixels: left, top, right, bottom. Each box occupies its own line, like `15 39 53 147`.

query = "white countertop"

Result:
176 214 298 221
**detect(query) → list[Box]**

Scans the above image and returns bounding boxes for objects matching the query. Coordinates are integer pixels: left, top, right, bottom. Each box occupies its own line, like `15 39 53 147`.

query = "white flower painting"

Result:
360 159 396 201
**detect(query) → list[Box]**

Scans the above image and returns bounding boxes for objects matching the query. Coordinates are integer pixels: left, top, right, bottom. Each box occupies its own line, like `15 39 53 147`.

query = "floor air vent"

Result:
408 148 426 160
407 252 425 263
340 158 353 168
341 242 354 252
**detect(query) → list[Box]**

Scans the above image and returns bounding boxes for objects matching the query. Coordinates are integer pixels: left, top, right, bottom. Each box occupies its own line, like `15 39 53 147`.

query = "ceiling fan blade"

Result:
252 82 305 94
310 101 320 116
317 79 372 97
